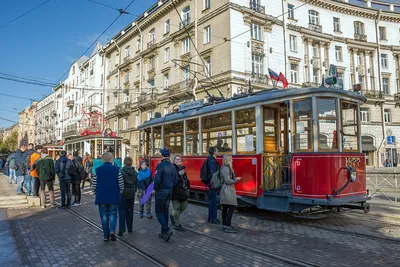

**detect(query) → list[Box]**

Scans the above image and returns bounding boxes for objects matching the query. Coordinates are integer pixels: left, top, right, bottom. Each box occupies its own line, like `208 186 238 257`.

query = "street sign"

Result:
387 136 395 145
328 64 337 78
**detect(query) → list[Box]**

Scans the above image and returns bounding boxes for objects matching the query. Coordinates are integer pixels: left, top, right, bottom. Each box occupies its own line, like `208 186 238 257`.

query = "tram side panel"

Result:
149 155 262 198
291 153 367 204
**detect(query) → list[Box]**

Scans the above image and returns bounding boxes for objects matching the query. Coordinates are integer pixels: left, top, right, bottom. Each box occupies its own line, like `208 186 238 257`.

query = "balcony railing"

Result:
308 23 322 33
354 33 367 42
168 80 193 99
249 1 265 14
115 102 131 117
138 92 157 109
179 17 191 29
250 72 268 84
66 100 74 108
63 128 78 138
395 93 400 106
361 89 384 100
147 40 156 49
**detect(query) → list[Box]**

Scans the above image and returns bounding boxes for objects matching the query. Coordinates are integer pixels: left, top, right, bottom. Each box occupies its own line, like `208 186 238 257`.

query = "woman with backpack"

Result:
219 154 241 233
83 155 93 189
170 154 190 231
137 160 153 218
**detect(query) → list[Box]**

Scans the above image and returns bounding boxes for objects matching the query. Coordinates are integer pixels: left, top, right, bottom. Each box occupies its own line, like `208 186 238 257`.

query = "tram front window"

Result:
236 108 256 153
264 108 278 152
293 98 313 151
186 119 199 155
317 98 338 150
341 101 359 151
153 126 162 155
164 122 183 154
202 112 232 153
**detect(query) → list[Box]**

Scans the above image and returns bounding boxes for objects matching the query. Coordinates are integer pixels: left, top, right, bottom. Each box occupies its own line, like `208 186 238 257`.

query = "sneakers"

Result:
71 202 81 207
144 212 153 219
174 224 185 232
110 232 117 241
118 230 126 237
57 206 67 210
103 236 110 242
223 226 237 233
159 230 173 242
209 219 220 225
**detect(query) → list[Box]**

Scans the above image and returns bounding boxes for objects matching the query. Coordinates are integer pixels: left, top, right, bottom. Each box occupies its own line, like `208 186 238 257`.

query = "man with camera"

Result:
14 144 27 195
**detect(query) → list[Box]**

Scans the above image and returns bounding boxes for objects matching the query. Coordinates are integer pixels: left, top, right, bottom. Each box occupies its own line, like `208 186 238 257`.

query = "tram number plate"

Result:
345 157 361 168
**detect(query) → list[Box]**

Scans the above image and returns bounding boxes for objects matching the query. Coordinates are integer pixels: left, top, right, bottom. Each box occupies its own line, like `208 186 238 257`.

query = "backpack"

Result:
200 159 210 184
210 170 223 191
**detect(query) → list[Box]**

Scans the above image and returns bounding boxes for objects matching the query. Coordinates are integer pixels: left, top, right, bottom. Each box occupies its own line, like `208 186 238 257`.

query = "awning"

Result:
362 143 377 151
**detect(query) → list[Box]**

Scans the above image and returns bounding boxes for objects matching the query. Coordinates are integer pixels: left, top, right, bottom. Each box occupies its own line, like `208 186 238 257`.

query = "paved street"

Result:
1 173 400 267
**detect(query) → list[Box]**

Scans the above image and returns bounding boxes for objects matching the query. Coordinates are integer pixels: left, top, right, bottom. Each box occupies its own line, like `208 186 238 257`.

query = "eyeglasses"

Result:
175 158 182 161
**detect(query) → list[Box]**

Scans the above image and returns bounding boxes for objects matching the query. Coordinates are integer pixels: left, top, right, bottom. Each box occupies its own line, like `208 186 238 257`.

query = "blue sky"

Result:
0 0 152 128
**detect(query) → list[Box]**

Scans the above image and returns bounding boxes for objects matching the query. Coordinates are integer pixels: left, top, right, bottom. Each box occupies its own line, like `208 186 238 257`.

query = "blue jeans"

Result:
208 188 218 222
16 176 24 193
98 204 118 238
9 169 16 184
24 175 32 195
155 189 172 234
118 198 134 232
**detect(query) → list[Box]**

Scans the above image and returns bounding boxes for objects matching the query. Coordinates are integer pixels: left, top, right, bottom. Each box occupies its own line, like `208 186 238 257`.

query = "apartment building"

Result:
35 92 56 146
18 102 37 146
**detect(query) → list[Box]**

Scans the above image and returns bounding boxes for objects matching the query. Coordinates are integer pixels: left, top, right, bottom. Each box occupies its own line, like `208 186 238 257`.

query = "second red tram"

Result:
138 87 370 213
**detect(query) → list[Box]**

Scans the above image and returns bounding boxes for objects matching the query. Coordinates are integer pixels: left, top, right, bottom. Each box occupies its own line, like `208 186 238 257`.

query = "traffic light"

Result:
324 76 337 85
353 84 361 92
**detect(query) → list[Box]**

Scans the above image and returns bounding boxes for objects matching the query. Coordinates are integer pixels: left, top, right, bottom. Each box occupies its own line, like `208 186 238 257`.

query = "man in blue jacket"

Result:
154 148 178 242
14 144 27 194
207 147 220 224
92 152 124 242
55 151 72 209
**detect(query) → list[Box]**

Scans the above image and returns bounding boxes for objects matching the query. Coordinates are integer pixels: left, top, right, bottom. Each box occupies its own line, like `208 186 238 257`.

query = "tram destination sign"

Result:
179 100 204 112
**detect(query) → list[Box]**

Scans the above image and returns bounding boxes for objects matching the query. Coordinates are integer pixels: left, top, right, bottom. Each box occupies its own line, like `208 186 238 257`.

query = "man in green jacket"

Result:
35 148 56 208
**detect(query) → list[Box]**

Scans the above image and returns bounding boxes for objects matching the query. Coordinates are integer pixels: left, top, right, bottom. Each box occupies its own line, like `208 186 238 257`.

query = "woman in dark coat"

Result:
170 154 190 231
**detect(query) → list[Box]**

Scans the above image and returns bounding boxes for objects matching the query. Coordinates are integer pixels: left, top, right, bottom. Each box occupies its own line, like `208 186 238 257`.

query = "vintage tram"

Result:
138 86 370 214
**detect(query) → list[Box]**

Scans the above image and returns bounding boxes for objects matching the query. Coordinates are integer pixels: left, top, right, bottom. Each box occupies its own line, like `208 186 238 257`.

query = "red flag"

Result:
278 72 288 89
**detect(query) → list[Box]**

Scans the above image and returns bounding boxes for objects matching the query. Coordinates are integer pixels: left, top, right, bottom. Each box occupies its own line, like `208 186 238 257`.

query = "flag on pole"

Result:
278 72 289 89
268 68 279 81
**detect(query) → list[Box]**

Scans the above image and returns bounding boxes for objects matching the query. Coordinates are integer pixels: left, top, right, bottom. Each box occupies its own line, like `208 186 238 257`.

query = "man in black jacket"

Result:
207 147 220 224
69 151 84 207
154 148 178 242
55 151 72 209
23 143 35 196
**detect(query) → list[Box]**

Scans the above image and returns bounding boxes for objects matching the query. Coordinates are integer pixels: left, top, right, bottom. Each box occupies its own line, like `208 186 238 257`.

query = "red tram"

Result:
138 87 370 214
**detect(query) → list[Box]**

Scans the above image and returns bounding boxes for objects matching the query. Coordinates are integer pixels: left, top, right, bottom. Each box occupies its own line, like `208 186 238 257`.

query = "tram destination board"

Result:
179 100 204 112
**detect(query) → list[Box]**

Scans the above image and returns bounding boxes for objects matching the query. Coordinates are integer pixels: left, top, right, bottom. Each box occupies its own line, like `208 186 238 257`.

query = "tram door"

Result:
280 105 288 155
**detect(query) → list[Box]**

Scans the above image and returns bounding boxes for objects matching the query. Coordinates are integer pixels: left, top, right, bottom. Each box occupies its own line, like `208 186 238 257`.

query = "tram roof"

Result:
139 87 366 129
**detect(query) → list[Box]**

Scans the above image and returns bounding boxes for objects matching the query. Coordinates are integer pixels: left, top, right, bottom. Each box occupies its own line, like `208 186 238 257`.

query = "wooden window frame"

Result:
316 97 339 152
292 98 314 152
340 100 360 152
235 108 257 154
263 106 279 153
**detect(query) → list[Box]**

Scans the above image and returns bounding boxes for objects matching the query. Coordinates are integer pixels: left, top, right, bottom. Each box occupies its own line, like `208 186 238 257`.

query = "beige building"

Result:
3 124 19 141
18 102 37 146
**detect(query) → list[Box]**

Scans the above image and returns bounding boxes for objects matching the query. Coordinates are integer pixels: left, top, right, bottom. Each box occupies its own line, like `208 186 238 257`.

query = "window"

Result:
384 109 391 123
383 78 390 95
164 107 169 116
354 21 364 35
137 38 141 52
149 57 155 70
204 0 210 10
251 23 262 41
288 4 294 19
165 19 170 34
308 10 319 25
294 98 313 151
313 68 319 83
115 54 120 65
263 108 278 152
183 65 190 81
317 98 338 150
341 101 359 151
136 63 140 76
182 38 190 54
149 29 155 42
290 63 298 83
236 108 256 153
186 118 199 155
164 122 184 154
182 6 190 26
72 66 75 74
205 56 211 77
379 26 387 40
124 72 130 83
335 46 342 61
113 120 118 133
381 54 388 68
164 73 169 89
123 118 128 130
360 108 370 122
312 45 318 58
333 17 340 32
147 111 153 121
337 72 344 88
204 25 211 44
153 126 161 155
252 54 263 75
202 112 232 154
125 46 131 58
289 35 297 52
135 115 140 127
164 47 170 63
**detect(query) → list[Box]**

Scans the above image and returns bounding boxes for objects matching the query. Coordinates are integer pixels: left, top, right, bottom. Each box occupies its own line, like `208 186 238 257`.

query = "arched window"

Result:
354 21 365 35
308 10 319 25
182 6 190 25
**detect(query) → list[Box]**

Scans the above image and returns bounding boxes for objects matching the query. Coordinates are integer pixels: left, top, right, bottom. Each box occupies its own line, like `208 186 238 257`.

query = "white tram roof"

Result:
139 87 366 129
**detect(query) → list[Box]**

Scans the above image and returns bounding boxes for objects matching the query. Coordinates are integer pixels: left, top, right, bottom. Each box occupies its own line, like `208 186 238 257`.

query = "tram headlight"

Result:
348 168 358 182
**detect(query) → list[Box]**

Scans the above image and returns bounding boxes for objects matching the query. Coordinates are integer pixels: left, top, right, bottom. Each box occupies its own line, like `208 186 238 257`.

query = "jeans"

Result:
118 198 134 232
32 178 40 196
208 188 218 222
59 180 72 207
171 200 188 226
221 204 235 227
9 169 16 184
72 184 81 203
137 189 152 214
16 176 24 193
98 204 118 238
24 175 32 195
155 189 172 234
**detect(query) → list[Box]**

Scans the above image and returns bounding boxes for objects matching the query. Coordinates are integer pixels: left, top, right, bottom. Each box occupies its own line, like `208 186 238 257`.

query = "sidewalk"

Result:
0 208 21 266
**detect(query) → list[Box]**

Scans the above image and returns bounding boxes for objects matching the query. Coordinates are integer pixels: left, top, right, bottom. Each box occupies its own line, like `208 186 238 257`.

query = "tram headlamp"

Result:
347 167 358 182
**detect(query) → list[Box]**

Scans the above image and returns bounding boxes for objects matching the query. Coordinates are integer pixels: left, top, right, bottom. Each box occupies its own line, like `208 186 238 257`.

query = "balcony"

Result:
302 82 320 88
66 100 74 108
395 93 400 107
361 89 385 104
51 111 57 117
115 102 131 117
354 33 367 42
124 55 130 62
138 92 158 110
147 40 156 50
249 1 265 14
308 23 322 33
90 69 94 75
45 115 49 120
249 72 268 84
167 80 193 100
179 17 191 29
63 128 78 138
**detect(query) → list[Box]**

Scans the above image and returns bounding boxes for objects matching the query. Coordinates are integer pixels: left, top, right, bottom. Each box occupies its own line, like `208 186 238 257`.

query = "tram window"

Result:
317 98 338 150
153 126 162 155
202 112 232 153
263 108 278 152
164 122 184 154
293 98 313 151
186 118 199 155
236 108 256 153
144 129 151 156
341 101 359 151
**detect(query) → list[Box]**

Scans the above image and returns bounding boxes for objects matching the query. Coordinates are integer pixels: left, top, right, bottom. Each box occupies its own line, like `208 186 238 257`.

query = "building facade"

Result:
35 92 56 146
18 102 37 146
3 124 19 141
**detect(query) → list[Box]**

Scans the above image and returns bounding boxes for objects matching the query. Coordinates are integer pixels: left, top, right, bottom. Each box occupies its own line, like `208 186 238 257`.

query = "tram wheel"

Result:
363 204 370 214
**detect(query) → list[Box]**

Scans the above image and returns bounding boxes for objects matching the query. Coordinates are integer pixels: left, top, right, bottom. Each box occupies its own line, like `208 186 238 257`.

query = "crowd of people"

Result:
2 143 241 243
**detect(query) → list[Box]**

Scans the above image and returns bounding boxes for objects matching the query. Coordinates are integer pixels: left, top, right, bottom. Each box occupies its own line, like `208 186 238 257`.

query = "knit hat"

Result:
35 145 43 150
140 160 147 166
160 148 170 157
